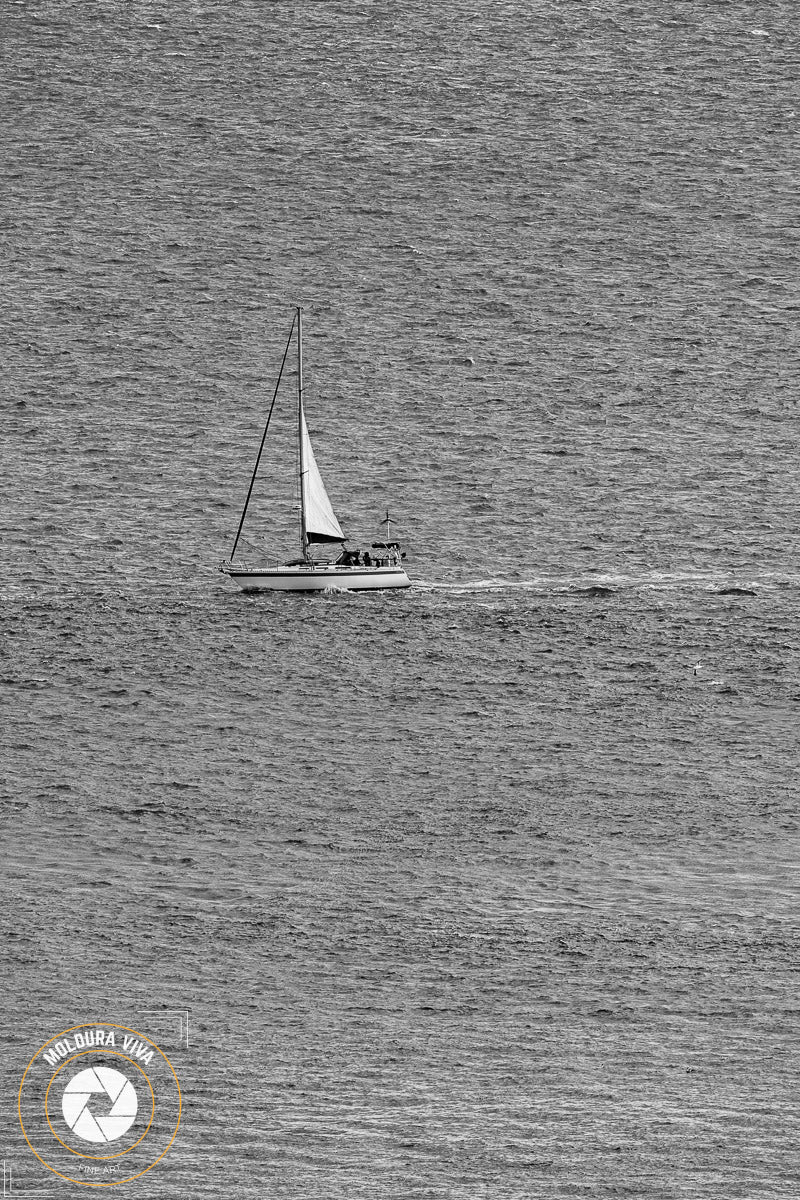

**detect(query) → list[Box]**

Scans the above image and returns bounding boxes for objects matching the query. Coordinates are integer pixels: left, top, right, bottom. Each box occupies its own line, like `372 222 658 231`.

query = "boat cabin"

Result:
334 541 405 569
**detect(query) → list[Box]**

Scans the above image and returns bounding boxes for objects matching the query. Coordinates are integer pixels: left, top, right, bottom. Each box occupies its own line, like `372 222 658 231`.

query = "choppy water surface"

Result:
2 2 799 1197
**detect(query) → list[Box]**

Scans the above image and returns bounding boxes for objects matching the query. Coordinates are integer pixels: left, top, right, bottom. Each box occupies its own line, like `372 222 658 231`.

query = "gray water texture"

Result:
2 2 799 1197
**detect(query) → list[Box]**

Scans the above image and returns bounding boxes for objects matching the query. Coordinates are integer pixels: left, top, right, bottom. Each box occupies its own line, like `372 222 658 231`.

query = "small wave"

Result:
576 585 614 597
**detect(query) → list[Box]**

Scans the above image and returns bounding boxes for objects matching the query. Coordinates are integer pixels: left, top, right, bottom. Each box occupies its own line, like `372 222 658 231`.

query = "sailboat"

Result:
220 307 411 593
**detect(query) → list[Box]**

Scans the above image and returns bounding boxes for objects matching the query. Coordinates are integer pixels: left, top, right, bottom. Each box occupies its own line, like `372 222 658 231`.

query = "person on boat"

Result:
362 550 371 567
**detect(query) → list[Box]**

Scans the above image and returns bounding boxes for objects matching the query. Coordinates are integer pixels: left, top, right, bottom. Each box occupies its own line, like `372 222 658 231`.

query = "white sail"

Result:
300 410 345 542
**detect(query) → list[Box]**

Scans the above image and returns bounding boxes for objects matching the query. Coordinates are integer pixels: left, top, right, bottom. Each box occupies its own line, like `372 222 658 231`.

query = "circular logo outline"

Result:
44 1051 155 1159
18 1023 182 1188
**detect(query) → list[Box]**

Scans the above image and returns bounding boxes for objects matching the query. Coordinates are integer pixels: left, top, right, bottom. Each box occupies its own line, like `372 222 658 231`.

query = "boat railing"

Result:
219 553 406 574
220 558 283 573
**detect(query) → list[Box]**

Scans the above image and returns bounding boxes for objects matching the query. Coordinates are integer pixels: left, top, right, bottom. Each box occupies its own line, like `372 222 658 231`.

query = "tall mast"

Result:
297 306 308 560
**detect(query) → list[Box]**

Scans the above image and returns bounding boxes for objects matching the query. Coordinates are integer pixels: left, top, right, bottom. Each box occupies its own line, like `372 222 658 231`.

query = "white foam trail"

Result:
416 571 790 595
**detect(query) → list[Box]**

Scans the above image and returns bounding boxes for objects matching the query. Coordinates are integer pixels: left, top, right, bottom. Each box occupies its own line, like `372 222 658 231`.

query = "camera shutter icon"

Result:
62 1067 138 1143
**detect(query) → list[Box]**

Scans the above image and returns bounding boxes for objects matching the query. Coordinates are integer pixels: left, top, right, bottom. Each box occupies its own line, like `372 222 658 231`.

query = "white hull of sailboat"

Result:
224 565 411 593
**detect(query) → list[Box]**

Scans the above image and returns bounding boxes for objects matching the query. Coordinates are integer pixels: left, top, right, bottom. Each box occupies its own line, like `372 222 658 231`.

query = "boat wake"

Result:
418 571 790 596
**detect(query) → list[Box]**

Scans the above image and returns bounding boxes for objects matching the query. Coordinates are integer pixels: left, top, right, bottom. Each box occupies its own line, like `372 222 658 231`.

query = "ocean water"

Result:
2 2 799 1197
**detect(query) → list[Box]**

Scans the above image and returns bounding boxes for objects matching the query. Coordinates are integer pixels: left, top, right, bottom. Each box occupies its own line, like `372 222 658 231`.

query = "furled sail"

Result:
300 410 345 543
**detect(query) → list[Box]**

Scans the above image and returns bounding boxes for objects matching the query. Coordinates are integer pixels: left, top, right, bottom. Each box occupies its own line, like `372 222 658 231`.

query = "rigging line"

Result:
230 312 297 562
